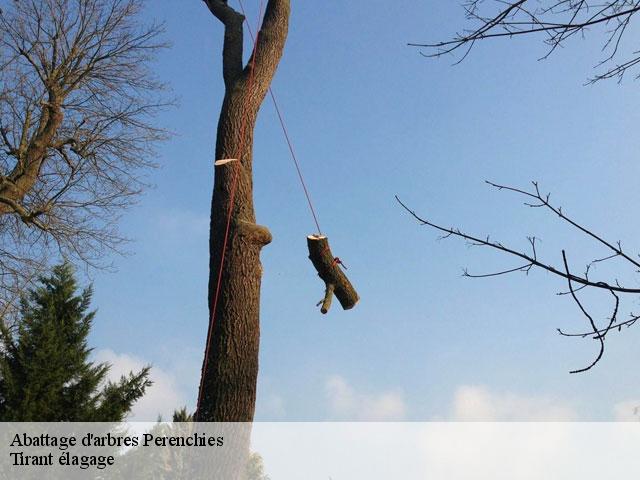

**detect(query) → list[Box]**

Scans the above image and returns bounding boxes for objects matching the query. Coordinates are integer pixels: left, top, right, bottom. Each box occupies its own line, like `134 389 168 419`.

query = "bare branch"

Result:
487 180 640 269
558 312 639 337
463 263 533 278
562 250 605 374
397 179 640 372
394 194 640 294
413 1 640 82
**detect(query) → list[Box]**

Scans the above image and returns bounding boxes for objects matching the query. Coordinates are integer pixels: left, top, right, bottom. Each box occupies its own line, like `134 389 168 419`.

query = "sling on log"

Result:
307 235 359 314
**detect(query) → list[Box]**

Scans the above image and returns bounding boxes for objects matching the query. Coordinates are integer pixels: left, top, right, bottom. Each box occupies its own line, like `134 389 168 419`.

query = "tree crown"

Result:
0 262 151 421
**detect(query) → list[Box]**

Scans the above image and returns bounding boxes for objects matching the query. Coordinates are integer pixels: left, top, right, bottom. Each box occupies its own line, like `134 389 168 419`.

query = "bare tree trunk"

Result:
198 0 290 423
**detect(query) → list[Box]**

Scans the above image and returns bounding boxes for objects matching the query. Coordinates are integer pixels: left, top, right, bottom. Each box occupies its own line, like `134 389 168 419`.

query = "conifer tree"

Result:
0 263 151 421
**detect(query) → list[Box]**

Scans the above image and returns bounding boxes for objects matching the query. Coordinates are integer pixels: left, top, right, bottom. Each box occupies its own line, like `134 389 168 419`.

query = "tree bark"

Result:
198 0 290 423
307 235 359 313
0 96 64 218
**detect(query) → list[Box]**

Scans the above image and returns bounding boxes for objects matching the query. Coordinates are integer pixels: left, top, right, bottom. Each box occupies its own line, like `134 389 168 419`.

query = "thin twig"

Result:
561 250 605 374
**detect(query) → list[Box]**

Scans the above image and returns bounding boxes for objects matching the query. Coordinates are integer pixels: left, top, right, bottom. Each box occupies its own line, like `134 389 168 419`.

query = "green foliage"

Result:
0 263 152 421
172 407 194 422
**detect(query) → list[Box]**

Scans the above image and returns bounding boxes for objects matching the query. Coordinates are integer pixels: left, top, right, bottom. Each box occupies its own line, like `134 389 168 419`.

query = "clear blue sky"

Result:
87 0 640 421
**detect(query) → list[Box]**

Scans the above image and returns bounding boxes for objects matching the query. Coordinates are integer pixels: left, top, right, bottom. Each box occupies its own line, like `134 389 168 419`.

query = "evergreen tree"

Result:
172 407 194 422
0 263 151 421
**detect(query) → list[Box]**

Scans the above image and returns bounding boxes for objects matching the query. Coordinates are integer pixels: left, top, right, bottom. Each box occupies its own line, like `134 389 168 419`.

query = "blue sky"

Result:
86 0 640 421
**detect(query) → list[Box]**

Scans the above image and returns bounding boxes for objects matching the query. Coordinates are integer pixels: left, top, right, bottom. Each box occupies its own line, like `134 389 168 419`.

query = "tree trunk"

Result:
198 0 290 423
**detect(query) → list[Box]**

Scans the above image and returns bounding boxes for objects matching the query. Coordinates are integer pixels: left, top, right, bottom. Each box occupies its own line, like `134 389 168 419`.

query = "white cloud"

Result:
325 375 406 420
613 400 640 421
94 349 188 421
449 385 576 421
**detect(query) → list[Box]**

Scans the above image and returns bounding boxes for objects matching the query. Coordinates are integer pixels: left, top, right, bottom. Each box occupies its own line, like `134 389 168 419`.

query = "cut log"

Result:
307 235 359 314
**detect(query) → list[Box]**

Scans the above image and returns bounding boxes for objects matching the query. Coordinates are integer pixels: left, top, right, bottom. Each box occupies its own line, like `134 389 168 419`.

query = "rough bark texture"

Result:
307 235 359 313
0 96 63 217
198 0 290 423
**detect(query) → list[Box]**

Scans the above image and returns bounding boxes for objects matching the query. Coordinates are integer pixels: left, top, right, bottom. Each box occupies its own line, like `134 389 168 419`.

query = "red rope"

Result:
196 2 264 420
268 89 322 234
238 0 322 235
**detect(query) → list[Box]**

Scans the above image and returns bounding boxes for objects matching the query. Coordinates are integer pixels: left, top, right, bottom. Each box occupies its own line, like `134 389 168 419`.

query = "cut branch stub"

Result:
307 235 359 314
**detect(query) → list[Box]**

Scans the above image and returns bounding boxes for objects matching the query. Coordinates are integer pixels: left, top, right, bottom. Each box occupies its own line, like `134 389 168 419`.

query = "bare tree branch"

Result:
395 193 640 294
413 1 640 83
396 179 640 372
558 312 639 337
562 250 609 373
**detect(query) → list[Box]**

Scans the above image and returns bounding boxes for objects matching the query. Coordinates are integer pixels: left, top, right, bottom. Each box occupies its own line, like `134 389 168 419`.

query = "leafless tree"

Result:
0 0 168 317
397 182 640 373
412 1 640 83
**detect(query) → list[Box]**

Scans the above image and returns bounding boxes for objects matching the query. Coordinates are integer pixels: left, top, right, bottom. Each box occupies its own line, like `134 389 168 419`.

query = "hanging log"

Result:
307 235 359 314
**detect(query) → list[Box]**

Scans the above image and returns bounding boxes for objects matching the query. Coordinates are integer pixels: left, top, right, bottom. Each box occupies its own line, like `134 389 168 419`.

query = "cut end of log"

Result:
307 235 359 314
214 158 239 166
